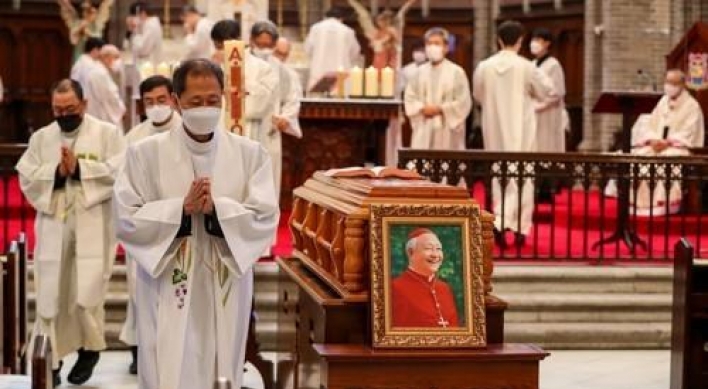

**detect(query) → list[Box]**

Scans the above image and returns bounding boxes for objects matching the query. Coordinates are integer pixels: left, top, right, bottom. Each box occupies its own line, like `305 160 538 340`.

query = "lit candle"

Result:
139 61 154 79
156 62 170 77
380 67 395 98
223 39 246 135
336 67 347 98
349 66 363 97
364 66 379 98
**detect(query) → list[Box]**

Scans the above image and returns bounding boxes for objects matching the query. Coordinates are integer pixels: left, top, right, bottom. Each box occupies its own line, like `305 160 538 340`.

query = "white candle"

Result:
139 61 154 79
380 67 395 98
336 67 347 98
364 66 379 98
349 66 363 97
156 62 170 77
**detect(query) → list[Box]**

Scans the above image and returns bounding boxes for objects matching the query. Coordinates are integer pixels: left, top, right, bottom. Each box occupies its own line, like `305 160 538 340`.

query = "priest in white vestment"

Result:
182 6 216 60
118 75 182 376
17 79 125 387
630 69 705 216
70 37 104 90
472 21 553 245
127 2 163 64
114 59 279 389
304 7 361 92
85 44 126 129
404 27 472 151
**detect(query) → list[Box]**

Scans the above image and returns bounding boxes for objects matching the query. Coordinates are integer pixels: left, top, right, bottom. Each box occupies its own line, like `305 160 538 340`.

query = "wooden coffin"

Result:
289 171 496 303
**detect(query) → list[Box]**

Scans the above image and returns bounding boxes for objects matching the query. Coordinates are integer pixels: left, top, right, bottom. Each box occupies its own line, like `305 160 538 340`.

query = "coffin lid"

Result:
293 171 473 217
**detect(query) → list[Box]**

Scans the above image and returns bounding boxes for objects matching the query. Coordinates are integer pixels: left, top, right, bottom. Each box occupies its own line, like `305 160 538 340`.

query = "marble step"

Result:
504 322 672 349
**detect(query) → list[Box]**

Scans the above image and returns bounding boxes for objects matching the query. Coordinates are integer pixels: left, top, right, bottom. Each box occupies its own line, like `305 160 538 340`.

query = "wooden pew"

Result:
31 334 52 389
1 234 28 374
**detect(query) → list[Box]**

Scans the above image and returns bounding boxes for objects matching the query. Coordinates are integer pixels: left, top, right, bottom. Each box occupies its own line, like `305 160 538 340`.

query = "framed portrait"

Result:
369 204 486 348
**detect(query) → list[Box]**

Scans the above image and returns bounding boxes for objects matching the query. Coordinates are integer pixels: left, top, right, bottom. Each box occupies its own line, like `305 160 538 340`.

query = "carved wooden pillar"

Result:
343 218 366 293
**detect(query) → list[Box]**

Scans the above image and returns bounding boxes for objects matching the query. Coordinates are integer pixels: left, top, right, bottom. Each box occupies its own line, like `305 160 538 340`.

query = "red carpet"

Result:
2 176 706 261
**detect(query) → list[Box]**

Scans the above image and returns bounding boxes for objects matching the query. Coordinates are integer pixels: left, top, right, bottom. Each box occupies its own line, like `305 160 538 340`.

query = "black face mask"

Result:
56 114 83 133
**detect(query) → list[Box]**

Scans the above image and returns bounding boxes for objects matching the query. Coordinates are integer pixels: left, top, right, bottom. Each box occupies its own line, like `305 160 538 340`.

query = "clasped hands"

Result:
421 105 442 118
272 115 290 133
183 178 214 215
58 146 78 178
648 139 670 153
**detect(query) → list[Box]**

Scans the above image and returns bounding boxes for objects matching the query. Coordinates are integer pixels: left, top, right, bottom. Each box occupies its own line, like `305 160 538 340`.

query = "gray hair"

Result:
250 20 279 41
405 236 418 255
424 27 450 44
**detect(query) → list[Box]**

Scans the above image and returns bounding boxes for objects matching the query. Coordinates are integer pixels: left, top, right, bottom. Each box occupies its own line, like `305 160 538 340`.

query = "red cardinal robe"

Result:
390 269 460 328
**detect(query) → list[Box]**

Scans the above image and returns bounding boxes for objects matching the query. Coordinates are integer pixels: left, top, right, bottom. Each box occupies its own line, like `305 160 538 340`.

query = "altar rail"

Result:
399 149 708 263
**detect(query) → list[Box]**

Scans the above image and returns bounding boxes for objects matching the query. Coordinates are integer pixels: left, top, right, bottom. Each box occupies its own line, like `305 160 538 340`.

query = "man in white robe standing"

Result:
127 2 163 64
404 27 472 151
304 7 361 92
85 44 126 129
631 69 705 215
530 28 568 202
16 79 125 387
210 19 278 147
119 75 182 375
114 59 279 389
182 6 215 60
473 20 553 247
70 37 104 90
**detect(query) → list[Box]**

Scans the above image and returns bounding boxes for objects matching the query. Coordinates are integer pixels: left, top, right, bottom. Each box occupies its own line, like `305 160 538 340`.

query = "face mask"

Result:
425 44 444 63
111 59 123 73
252 47 274 60
146 104 172 124
530 41 545 56
412 51 427 64
56 114 83 133
181 106 221 135
664 83 681 98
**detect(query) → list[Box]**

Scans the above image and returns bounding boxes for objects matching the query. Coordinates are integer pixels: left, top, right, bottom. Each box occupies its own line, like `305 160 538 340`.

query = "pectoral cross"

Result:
437 317 449 328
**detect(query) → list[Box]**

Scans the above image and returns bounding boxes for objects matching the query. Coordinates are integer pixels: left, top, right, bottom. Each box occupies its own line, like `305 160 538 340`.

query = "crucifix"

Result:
437 317 449 328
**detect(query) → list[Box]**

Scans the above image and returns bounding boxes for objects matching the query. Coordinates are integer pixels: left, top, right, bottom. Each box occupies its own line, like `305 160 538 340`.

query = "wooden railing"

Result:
1 235 28 374
399 149 708 262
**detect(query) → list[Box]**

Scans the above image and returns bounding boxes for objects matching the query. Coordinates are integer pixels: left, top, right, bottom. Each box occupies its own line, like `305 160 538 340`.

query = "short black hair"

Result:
497 20 525 46
211 19 241 43
172 59 224 97
129 1 150 16
84 37 105 53
53 78 84 101
325 6 346 19
139 75 174 100
250 20 279 41
531 28 553 44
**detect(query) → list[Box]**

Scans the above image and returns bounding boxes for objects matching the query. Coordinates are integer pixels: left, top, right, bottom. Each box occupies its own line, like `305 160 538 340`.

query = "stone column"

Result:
472 0 493 69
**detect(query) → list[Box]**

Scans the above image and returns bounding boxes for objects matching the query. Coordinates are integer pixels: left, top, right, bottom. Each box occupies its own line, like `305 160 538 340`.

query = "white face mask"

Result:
252 47 274 60
111 59 123 73
664 83 682 98
530 41 545 56
181 106 221 135
145 104 172 125
412 51 427 64
425 44 444 63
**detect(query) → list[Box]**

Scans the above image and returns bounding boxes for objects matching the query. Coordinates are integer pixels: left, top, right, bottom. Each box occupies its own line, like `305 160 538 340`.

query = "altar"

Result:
280 98 401 209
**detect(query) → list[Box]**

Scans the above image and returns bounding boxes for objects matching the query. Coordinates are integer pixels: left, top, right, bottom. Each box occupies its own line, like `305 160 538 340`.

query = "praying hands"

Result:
183 177 214 215
58 146 78 177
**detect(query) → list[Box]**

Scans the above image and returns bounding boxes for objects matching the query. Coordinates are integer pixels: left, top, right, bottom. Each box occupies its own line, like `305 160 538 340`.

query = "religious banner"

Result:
223 40 246 135
687 52 708 90
369 203 486 348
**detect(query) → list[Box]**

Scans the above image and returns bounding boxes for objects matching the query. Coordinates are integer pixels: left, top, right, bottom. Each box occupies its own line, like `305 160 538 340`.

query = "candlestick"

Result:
349 66 363 97
223 40 246 135
364 66 379 98
380 67 395 98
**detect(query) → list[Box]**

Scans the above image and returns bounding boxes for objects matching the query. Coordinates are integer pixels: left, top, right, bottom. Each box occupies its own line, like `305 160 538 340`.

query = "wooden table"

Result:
313 343 548 389
281 98 401 209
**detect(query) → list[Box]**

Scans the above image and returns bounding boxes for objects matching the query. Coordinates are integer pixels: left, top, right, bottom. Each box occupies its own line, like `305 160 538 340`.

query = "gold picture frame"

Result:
370 203 487 348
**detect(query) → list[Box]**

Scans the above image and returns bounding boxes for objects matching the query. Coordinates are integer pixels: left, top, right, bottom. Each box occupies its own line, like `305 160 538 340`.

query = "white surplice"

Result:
184 17 216 60
119 112 182 347
304 18 361 91
114 126 279 389
473 50 553 234
533 55 567 152
85 65 126 130
630 90 705 215
131 16 163 64
404 58 472 150
71 54 102 90
16 114 125 368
